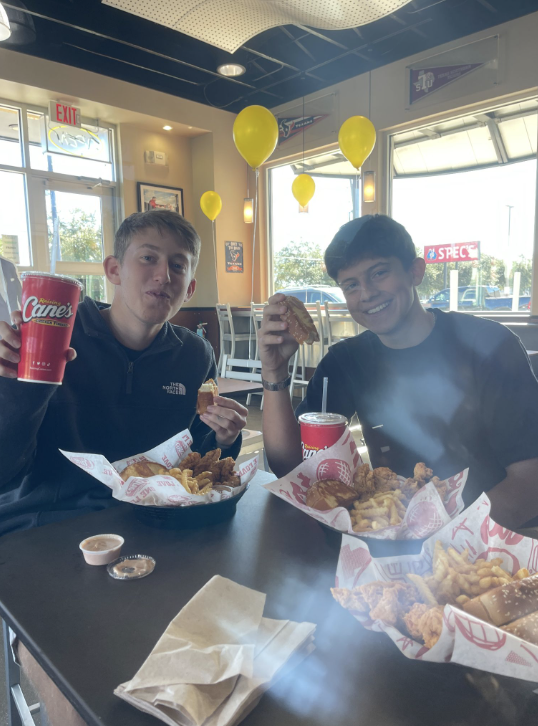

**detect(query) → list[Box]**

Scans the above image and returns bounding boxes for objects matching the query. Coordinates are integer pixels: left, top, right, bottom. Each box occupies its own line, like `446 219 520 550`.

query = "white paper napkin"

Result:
115 576 316 726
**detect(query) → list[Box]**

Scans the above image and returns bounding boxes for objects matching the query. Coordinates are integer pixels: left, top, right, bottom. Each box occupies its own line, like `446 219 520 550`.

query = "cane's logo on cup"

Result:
22 296 74 328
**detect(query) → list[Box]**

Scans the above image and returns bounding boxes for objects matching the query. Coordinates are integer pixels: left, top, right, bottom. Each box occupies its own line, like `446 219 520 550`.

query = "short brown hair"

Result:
325 214 416 280
114 210 201 270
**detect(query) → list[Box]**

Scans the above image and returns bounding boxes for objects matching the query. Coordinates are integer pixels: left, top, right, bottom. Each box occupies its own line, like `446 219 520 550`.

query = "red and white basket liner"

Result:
262 427 468 540
60 428 258 507
335 494 538 682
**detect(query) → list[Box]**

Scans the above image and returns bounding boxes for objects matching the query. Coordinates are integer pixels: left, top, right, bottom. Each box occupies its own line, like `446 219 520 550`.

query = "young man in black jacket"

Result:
0 209 247 537
258 214 538 529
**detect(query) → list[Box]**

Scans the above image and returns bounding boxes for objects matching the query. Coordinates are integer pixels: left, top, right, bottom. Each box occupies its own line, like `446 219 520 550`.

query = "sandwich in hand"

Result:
197 378 219 415
281 296 320 345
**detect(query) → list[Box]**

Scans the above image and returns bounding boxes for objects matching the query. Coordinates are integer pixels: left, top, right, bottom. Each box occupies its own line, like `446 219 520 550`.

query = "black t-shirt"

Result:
296 309 538 510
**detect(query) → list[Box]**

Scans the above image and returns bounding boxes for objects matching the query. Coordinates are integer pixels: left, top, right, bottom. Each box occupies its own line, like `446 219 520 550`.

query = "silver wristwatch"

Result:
261 375 291 391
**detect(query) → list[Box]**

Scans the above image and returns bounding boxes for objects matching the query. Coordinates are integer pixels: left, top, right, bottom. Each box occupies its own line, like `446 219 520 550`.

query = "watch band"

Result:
261 375 291 391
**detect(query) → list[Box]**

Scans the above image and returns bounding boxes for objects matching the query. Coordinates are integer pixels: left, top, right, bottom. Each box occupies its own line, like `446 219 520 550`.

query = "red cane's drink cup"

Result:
298 412 348 460
18 272 83 385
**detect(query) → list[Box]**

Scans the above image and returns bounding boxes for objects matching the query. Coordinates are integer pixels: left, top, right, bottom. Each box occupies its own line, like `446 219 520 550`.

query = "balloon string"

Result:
249 168 259 359
212 219 219 301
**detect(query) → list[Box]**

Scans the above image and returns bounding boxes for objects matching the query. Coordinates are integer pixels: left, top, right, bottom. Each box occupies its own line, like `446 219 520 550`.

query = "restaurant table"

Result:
1 474 538 726
216 377 264 396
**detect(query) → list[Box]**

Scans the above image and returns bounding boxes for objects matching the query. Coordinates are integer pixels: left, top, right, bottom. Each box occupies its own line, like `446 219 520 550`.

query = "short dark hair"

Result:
324 214 416 280
114 210 201 270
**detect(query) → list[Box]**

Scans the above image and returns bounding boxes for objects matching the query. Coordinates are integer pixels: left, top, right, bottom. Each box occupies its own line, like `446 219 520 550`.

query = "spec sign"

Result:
48 100 81 128
424 242 480 264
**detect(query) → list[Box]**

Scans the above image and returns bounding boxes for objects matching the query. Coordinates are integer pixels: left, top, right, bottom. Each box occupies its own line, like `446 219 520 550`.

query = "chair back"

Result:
323 301 360 347
221 355 263 382
216 303 233 335
250 303 266 359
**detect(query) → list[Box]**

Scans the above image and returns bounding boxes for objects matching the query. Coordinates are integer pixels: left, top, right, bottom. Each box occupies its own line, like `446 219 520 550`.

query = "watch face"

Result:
263 376 291 390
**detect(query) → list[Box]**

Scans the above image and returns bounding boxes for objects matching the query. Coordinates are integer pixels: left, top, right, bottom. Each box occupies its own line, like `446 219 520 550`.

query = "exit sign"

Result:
48 100 81 128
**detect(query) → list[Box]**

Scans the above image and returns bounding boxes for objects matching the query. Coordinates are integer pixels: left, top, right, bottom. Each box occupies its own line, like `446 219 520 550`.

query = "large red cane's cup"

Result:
18 272 83 385
298 412 348 460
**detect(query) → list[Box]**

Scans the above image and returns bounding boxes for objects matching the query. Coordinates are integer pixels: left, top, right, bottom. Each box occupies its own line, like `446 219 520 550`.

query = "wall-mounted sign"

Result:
48 100 81 128
46 124 111 163
278 115 327 143
0 235 19 265
410 64 485 105
225 241 243 273
424 242 480 264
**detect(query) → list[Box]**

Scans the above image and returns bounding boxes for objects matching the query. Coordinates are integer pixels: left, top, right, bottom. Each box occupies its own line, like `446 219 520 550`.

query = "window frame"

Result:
265 155 359 298
386 94 538 321
0 98 121 302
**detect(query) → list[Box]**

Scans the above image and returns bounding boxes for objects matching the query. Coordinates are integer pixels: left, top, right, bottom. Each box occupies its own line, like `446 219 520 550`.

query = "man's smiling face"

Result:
337 255 424 335
114 227 196 326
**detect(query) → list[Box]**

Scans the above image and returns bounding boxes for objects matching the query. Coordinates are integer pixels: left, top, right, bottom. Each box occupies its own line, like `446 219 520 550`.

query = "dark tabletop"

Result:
1 478 538 726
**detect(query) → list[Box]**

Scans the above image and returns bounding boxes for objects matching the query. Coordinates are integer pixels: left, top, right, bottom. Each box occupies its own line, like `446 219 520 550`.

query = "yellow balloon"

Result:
233 105 279 169
338 116 376 170
292 173 315 207
200 191 222 221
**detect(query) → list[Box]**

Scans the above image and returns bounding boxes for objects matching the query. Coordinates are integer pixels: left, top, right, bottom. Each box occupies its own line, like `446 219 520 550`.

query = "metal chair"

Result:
215 303 251 371
323 301 362 347
246 303 267 407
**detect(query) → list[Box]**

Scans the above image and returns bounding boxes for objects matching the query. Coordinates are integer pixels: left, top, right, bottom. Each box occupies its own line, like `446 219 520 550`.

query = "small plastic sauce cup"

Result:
79 534 124 565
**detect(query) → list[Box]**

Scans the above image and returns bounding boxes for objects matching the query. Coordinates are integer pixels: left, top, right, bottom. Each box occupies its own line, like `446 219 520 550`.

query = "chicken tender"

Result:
414 462 433 484
358 581 418 627
419 606 444 649
403 602 429 640
401 477 420 502
178 452 201 471
353 464 376 497
194 448 221 475
331 588 369 612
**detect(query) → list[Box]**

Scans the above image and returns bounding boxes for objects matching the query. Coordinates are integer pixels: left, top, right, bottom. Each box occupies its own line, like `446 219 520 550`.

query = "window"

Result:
29 112 114 181
0 100 118 303
0 170 30 265
0 105 22 167
45 191 104 263
391 98 537 315
308 290 322 303
269 152 358 295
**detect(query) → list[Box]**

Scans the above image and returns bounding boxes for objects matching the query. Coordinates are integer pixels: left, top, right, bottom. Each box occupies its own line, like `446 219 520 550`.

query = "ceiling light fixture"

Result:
163 125 172 130
217 63 245 78
0 4 11 41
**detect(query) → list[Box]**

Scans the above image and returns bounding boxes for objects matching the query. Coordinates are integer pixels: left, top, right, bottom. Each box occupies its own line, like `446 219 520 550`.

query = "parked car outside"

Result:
424 285 530 311
275 285 346 304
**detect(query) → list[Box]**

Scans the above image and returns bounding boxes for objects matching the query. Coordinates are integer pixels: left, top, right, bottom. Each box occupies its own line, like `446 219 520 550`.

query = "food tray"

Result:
130 484 250 529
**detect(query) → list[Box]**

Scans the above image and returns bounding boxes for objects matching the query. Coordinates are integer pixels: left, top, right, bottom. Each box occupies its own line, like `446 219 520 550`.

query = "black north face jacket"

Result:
0 297 241 536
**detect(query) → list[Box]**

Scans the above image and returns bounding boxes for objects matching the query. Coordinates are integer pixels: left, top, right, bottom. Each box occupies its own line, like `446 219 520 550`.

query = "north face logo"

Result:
163 382 186 395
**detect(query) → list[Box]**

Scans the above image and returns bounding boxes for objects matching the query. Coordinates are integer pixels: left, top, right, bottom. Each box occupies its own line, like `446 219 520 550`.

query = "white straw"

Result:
322 377 328 414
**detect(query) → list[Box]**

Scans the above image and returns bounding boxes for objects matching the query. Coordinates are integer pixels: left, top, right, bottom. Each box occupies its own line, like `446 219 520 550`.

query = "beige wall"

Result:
119 125 194 220
0 47 255 306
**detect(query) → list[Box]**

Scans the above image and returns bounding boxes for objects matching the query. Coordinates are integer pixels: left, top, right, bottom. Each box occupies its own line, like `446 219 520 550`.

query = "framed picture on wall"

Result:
137 183 184 215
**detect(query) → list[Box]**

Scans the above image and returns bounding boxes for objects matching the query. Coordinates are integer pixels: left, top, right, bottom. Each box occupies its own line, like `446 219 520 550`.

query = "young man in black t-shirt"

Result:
258 215 538 529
